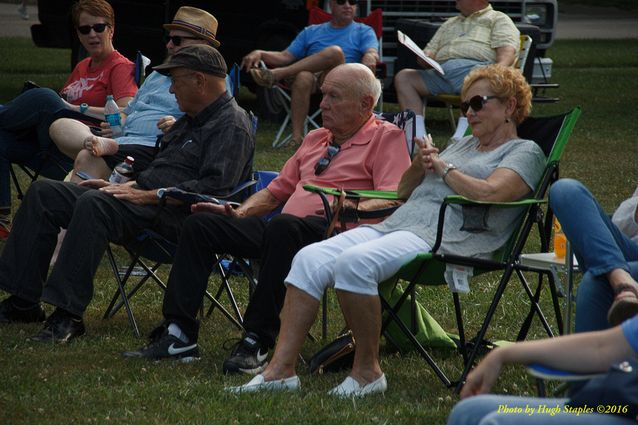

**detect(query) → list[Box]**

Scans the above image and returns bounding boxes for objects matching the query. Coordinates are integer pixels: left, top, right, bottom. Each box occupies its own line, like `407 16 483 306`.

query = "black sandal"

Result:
607 283 638 326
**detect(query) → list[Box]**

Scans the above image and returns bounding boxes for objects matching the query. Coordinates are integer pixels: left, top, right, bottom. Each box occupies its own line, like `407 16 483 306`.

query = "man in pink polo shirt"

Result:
123 64 411 369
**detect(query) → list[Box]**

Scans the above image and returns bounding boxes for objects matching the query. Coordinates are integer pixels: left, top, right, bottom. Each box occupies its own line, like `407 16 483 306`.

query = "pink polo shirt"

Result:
268 115 411 219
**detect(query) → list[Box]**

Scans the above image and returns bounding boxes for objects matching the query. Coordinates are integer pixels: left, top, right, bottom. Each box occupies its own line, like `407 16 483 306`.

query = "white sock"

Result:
168 323 189 344
415 114 426 139
452 116 469 141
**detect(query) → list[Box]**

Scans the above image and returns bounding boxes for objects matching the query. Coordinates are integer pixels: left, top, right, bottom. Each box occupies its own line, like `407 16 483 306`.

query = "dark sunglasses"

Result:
335 0 358 5
165 35 201 46
77 23 110 35
314 142 341 175
460 95 499 115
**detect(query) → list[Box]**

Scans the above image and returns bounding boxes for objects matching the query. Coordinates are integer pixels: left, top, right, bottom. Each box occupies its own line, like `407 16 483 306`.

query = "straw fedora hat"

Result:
163 6 220 48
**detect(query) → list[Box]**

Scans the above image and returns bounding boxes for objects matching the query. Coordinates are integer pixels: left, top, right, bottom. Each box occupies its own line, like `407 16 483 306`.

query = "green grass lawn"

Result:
1 38 637 425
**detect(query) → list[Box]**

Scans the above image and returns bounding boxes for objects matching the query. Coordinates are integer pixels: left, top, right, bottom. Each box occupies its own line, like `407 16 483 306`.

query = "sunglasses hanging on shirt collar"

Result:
314 142 341 175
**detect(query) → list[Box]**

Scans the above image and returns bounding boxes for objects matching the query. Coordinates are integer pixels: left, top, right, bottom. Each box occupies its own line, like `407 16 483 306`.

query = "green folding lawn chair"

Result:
304 107 582 390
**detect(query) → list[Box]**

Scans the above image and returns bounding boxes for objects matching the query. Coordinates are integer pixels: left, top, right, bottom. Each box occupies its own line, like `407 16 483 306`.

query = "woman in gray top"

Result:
227 64 546 397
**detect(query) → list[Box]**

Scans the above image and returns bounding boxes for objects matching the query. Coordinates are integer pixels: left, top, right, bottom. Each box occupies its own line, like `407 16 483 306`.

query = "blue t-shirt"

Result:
621 314 638 353
118 71 183 147
286 21 378 64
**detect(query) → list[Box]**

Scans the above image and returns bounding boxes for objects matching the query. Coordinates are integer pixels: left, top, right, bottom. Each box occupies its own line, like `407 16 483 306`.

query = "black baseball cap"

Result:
153 44 227 78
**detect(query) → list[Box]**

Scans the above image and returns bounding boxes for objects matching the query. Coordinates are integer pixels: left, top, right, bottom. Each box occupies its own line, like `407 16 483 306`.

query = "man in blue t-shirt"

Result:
241 0 378 147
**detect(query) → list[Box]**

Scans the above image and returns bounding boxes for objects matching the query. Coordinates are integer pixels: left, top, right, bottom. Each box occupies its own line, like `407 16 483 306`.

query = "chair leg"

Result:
204 256 245 331
456 266 516 393
10 164 33 200
272 87 293 148
272 113 292 148
452 292 468 365
446 104 457 130
380 296 453 387
536 378 546 397
105 259 163 318
104 246 140 337
322 291 328 340
378 271 454 387
515 269 555 340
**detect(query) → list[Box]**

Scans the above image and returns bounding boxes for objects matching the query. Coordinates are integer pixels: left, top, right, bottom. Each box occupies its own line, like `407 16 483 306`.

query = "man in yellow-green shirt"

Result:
395 0 519 138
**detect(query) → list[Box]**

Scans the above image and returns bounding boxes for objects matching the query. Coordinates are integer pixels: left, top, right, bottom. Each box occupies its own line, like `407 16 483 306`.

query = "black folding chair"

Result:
103 176 260 337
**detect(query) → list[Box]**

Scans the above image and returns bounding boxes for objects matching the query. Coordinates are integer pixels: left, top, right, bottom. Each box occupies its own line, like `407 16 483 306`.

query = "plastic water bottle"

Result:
109 156 135 184
104 95 123 137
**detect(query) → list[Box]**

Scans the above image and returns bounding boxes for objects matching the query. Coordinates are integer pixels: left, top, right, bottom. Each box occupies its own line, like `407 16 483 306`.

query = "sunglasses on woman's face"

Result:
77 23 109 35
165 35 201 46
314 142 341 175
460 95 499 115
335 0 358 5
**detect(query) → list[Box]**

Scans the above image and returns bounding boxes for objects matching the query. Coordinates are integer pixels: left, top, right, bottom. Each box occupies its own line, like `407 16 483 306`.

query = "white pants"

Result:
285 227 431 300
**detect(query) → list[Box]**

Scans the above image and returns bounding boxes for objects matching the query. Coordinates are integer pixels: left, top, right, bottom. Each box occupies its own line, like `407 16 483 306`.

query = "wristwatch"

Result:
79 103 89 114
442 163 457 181
156 188 166 200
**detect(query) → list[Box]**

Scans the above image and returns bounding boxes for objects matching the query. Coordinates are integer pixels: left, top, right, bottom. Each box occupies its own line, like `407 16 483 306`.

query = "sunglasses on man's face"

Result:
335 0 358 5
460 95 499 116
314 142 341 175
77 23 109 35
165 35 201 46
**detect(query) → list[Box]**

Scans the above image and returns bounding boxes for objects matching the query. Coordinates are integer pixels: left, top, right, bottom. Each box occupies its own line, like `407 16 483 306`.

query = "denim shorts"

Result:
419 58 491 95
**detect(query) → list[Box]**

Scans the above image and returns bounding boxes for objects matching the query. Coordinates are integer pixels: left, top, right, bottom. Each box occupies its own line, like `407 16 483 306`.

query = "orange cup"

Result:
553 217 566 258
553 232 566 258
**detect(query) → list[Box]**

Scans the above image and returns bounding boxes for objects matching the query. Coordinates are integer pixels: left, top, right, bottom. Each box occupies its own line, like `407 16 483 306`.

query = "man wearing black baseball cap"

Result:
0 44 255 345
153 44 229 117
49 7 222 185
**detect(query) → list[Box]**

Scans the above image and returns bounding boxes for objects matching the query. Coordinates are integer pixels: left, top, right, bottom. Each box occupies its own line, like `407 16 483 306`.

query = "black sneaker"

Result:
122 325 199 363
223 332 269 375
31 309 85 343
0 297 45 324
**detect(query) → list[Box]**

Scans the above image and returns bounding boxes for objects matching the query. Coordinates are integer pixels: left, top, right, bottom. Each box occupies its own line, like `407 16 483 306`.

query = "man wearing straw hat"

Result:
48 6 222 182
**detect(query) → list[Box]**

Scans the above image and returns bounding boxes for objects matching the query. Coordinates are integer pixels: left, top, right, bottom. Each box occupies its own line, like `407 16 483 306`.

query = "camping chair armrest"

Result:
444 195 547 208
158 179 257 207
304 184 403 225
303 185 400 200
54 109 103 126
157 188 237 207
526 363 603 382
431 196 548 252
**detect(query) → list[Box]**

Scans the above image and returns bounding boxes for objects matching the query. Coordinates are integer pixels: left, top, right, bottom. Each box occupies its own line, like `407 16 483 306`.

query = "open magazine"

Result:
397 30 445 75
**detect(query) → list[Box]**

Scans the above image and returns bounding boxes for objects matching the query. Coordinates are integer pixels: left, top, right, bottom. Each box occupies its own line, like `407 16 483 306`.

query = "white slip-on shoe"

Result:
225 373 300 394
328 374 387 397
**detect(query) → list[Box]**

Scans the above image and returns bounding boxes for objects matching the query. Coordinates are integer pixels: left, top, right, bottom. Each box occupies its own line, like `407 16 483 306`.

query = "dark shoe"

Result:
0 297 45 324
223 332 269 375
122 325 199 363
608 283 638 326
31 309 85 343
